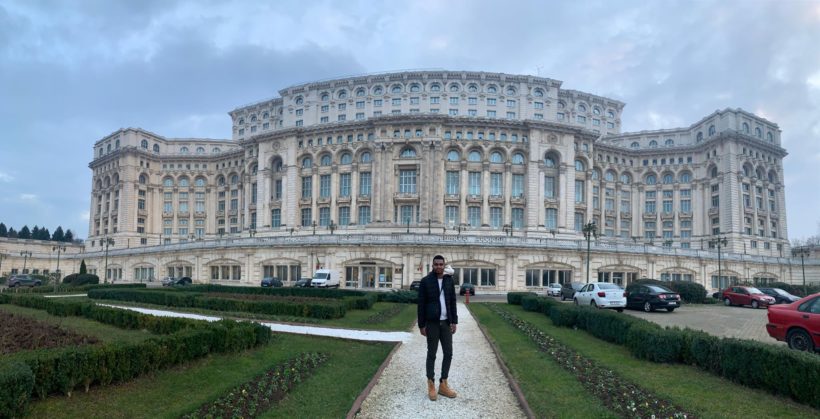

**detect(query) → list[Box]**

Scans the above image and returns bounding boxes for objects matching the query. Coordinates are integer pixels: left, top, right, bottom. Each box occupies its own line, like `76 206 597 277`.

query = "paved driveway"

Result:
622 303 783 346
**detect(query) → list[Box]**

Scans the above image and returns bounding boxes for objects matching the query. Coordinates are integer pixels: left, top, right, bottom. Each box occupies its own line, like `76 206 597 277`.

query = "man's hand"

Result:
420 327 426 336
450 324 457 335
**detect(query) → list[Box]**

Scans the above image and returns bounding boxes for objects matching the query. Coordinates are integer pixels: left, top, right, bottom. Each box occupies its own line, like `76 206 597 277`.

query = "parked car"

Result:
174 277 192 286
310 269 341 288
459 283 475 296
294 278 311 288
7 275 42 288
573 282 626 312
546 282 562 297
261 277 283 287
560 282 585 301
766 292 820 352
409 280 421 291
625 283 681 312
161 276 177 286
758 287 800 304
719 286 775 309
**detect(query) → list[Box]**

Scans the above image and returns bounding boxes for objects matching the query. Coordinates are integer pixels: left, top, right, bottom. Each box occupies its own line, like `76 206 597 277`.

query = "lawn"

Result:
471 303 820 418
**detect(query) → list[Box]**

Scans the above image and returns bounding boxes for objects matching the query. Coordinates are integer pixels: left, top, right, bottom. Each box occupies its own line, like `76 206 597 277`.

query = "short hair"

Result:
433 255 445 263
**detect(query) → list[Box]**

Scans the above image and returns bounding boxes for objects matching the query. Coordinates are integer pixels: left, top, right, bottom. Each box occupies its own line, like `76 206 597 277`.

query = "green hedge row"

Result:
507 292 537 305
1 283 146 294
0 360 34 418
511 296 820 408
376 290 418 304
183 284 367 299
88 289 347 319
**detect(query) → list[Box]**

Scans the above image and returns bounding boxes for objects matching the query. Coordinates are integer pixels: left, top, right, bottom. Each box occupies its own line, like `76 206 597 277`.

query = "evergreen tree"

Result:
79 259 87 275
64 229 74 242
32 226 40 240
40 227 50 241
7 227 17 238
52 226 65 242
0 223 7 237
18 225 31 239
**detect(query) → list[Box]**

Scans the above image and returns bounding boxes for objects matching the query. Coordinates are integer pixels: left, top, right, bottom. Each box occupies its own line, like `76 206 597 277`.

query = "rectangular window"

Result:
512 174 524 197
430 97 439 104
490 207 502 229
487 98 496 106
491 173 503 196
512 208 524 229
468 206 481 227
320 174 331 198
645 201 656 213
468 172 481 195
339 173 351 197
301 176 312 199
576 115 586 123
507 112 516 119
449 97 459 105
449 109 458 116
392 98 401 106
545 208 557 229
271 209 281 227
481 268 496 286
486 110 496 118
681 200 691 212
410 97 419 105
711 195 719 208
544 176 555 198
445 205 459 226
575 180 585 203
446 171 460 195
319 207 330 226
359 172 371 196
399 170 417 193
663 200 673 212
507 100 516 107
358 206 371 225
338 206 350 226
374 99 382 107
301 208 312 226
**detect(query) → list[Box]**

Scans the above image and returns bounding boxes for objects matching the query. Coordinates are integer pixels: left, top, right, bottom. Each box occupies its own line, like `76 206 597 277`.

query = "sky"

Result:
1 0 819 241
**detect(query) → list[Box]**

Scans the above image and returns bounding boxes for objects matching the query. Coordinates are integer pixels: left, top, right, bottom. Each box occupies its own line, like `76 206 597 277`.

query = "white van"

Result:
310 269 341 288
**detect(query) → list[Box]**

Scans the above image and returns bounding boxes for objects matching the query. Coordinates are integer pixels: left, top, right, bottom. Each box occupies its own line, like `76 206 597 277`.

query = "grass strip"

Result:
183 352 327 418
486 303 694 418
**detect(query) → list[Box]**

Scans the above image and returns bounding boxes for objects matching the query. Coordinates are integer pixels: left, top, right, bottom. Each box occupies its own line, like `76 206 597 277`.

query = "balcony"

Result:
178 211 190 218
661 212 675 220
678 211 692 219
162 211 174 218
466 194 483 204
393 192 419 203
228 209 238 216
510 196 526 206
337 195 351 204
137 209 147 216
357 194 371 204
620 211 631 219
317 196 331 205
444 193 461 203
300 197 313 206
708 207 720 216
194 211 206 218
249 203 256 210
642 212 656 220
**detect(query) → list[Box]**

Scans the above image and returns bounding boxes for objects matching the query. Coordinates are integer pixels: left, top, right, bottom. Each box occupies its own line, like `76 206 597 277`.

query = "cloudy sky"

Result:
1 0 819 241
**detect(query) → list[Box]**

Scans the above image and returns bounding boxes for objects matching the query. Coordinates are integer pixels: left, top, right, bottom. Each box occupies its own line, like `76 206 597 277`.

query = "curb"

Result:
346 339 405 419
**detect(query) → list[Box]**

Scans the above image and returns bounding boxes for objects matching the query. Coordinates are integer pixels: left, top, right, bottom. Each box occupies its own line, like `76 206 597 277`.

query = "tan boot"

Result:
427 379 437 401
438 379 457 398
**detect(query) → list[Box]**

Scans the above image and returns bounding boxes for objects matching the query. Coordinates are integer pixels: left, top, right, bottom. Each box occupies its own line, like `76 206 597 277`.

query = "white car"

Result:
546 282 562 297
573 282 626 312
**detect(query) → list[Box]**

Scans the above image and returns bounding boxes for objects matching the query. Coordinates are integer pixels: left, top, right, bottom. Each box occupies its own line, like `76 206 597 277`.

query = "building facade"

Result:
77 71 818 291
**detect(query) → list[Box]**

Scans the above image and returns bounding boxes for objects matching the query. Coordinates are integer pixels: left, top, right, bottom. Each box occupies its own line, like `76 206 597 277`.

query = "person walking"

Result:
417 255 458 401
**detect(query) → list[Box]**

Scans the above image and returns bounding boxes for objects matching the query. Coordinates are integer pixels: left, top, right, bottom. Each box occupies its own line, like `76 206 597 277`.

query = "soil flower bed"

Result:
0 312 99 355
183 352 328 419
487 304 694 419
360 304 405 324
207 292 337 304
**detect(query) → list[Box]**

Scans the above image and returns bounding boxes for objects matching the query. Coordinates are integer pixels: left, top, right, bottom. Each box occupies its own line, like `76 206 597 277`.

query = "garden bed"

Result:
0 312 99 355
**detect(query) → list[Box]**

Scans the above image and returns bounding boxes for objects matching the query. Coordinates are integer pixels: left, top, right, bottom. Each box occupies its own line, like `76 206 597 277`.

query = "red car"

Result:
765 293 820 352
719 286 776 309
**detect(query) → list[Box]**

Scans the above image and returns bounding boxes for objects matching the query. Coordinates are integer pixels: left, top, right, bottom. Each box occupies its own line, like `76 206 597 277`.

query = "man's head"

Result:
432 255 446 277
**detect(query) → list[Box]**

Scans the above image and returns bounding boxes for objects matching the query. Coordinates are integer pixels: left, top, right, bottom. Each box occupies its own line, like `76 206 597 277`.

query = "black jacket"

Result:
417 271 458 329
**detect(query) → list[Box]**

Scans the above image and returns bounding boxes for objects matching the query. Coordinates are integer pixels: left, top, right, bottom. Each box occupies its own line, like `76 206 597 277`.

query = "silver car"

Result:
546 282 562 297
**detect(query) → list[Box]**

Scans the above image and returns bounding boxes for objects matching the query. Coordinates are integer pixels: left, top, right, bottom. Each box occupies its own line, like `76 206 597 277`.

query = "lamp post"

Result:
502 223 512 237
406 217 410 234
249 229 256 238
792 246 810 296
455 224 465 236
709 235 728 288
102 237 114 284
52 245 66 292
582 221 598 283
20 250 32 274
312 220 317 235
427 218 432 234
329 220 336 235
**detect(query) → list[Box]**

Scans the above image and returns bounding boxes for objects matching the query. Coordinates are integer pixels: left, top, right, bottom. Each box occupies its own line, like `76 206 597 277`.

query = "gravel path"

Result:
355 303 527 419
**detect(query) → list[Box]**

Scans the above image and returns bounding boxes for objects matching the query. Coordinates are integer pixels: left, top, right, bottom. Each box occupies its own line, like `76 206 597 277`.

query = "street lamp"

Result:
455 224 466 236
312 220 317 235
427 219 432 234
249 229 256 238
708 235 728 288
102 238 114 284
792 246 811 296
52 246 66 292
329 220 336 235
20 250 32 274
582 221 598 283
502 223 512 237
405 217 410 233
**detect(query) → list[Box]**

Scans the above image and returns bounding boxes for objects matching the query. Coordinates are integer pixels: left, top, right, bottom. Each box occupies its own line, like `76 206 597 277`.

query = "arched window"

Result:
607 110 615 119
196 147 205 154
400 147 417 158
742 122 749 133
486 85 497 94
263 111 269 119
468 84 478 93
768 171 776 183
250 115 257 122
195 177 206 187
649 140 658 148
696 132 703 142
449 83 460 92
320 154 332 166
180 146 189 154
360 151 372 163
217 176 225 186
163 177 174 187
468 150 482 162
141 139 148 149
301 157 313 168
574 159 586 171
429 83 440 92
178 177 190 187
272 159 283 172
710 167 718 178
743 165 752 177
708 125 716 136
663 173 674 184
620 173 631 184
679 172 692 183
230 174 239 185
356 88 366 97
321 93 329 101
391 84 402 94
646 174 657 185
295 96 303 105
410 83 421 92
238 118 245 125
337 90 347 99
153 144 160 152
756 167 765 179
447 150 460 161
544 155 556 168
373 85 384 95
212 147 220 153
139 174 147 185
605 170 616 182
251 165 258 175
340 152 352 165
114 140 119 149
766 132 773 142
533 88 544 97
577 104 587 113
505 86 516 95
490 151 503 163
755 127 762 138
630 142 640 149
665 139 674 146
512 153 525 165
593 107 601 115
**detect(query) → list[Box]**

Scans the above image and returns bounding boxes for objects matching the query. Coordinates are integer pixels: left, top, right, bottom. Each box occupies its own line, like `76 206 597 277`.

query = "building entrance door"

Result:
362 267 376 288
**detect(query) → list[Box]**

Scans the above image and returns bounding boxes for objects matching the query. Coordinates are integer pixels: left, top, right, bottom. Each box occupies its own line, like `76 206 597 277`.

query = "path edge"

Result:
345 339 404 419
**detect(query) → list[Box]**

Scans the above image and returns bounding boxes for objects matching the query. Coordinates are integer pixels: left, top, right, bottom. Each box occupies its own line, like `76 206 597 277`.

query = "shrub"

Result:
62 273 99 286
377 290 418 304
507 292 537 305
626 324 684 363
669 281 707 303
549 303 579 327
0 361 34 418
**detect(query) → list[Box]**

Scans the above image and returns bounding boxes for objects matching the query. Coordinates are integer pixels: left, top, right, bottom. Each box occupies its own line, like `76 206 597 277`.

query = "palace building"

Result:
77 70 818 291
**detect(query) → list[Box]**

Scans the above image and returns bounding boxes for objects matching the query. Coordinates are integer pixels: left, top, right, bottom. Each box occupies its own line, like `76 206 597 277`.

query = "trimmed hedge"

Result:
632 278 707 303
62 273 99 286
1 283 146 294
516 297 820 408
377 290 418 304
183 284 367 299
0 360 34 419
507 292 537 305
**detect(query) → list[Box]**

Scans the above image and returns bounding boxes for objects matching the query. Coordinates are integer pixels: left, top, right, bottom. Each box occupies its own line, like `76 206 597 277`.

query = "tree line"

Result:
0 223 77 242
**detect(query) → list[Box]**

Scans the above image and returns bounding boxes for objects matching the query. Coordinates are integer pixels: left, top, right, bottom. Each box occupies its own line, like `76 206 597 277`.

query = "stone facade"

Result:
74 71 817 291
0 238 85 278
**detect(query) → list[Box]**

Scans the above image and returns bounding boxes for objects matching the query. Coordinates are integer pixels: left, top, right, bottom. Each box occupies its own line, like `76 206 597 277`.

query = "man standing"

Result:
417 255 458 401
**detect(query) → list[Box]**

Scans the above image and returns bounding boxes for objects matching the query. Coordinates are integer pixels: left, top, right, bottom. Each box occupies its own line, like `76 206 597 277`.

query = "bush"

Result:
770 282 820 298
62 274 99 286
0 360 34 418
632 278 706 303
521 296 556 315
507 292 537 305
549 303 579 327
377 290 418 304
626 323 684 363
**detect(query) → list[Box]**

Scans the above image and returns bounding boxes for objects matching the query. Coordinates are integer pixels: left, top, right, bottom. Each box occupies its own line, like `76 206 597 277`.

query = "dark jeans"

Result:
425 320 453 381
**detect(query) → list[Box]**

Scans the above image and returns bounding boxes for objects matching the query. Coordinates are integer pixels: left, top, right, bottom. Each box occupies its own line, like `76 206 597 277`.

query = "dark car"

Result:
459 283 475 296
560 282 585 301
758 287 800 304
409 280 421 291
261 277 283 287
294 278 311 287
625 283 681 312
174 277 192 286
7 275 42 288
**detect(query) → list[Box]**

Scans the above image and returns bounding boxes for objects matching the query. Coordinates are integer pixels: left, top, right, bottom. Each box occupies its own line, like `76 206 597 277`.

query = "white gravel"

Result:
355 303 526 419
